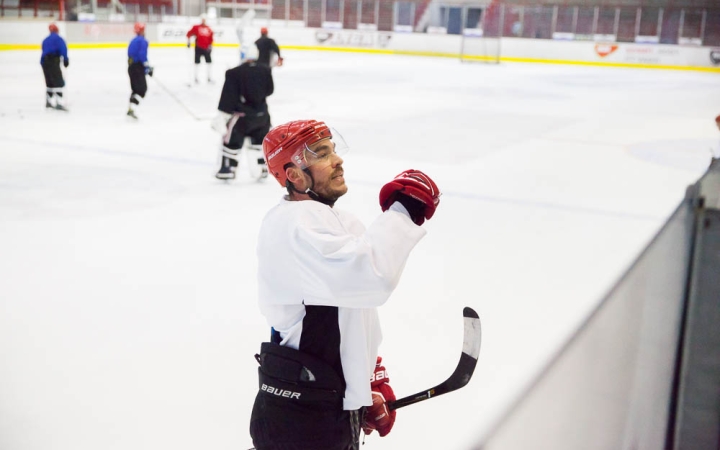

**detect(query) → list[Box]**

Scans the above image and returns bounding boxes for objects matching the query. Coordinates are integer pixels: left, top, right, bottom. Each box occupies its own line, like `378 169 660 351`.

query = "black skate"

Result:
215 164 236 180
54 104 69 112
127 109 138 119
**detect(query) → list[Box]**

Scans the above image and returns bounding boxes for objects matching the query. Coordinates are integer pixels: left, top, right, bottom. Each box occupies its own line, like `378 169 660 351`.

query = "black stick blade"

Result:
463 306 479 319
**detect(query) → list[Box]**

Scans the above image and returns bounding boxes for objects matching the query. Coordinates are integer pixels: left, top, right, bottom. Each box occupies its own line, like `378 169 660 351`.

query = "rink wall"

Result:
474 159 720 450
1 19 719 72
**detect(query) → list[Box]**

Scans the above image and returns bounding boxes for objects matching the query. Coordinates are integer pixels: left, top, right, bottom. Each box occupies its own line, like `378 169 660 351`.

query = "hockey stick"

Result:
151 75 212 121
187 43 195 87
388 307 481 411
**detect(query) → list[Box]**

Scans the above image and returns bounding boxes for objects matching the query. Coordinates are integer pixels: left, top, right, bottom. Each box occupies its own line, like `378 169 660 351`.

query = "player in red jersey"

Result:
187 14 214 83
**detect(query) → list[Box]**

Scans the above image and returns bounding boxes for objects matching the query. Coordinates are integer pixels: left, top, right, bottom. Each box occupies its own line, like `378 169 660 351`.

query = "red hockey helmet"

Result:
49 23 59 33
262 120 348 187
260 27 268 35
134 22 146 34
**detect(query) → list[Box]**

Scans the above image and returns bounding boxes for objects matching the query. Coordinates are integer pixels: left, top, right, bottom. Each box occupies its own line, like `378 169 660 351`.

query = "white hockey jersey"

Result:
256 198 426 410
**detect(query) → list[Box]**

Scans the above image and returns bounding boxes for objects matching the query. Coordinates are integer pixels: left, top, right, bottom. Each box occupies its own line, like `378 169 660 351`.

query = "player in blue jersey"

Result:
127 22 153 119
41 23 69 111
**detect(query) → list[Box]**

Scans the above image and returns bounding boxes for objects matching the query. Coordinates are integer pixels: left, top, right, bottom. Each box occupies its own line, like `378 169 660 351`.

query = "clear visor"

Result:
292 127 350 169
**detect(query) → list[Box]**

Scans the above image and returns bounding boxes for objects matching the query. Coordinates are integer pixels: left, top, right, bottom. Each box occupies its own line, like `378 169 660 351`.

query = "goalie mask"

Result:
262 120 349 188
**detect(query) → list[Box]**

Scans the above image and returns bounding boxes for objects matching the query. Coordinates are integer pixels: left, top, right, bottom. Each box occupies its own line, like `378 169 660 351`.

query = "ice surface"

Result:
1 46 718 450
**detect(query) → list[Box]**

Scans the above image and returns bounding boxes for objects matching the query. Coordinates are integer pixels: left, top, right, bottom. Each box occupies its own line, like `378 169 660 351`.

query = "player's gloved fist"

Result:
208 45 212 51
363 357 396 437
63 58 69 68
379 169 440 226
277 57 284 67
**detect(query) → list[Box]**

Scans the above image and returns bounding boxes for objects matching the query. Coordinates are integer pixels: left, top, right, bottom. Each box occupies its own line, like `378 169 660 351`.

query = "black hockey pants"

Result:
249 343 362 450
226 111 270 150
41 56 65 88
128 62 147 99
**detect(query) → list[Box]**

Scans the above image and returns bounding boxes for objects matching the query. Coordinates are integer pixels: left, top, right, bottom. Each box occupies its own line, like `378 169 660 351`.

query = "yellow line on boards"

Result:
496 55 720 72
0 44 40 50
2 42 718 72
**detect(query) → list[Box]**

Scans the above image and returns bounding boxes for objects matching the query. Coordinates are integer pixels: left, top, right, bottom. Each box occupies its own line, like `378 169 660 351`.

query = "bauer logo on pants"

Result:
261 383 301 400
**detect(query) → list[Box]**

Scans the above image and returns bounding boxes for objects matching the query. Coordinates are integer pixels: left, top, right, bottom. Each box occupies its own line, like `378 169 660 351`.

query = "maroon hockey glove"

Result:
379 169 440 225
363 357 396 437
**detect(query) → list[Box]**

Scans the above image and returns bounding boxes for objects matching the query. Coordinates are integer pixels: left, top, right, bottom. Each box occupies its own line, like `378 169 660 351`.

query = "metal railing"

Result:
429 3 720 46
3 0 719 47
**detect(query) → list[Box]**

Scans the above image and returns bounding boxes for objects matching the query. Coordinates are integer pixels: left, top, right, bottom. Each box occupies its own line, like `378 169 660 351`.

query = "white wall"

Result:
0 21 68 44
2 19 719 70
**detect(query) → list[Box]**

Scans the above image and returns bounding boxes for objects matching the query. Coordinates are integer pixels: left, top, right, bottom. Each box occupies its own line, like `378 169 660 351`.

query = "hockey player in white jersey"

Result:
249 119 441 449
235 8 256 64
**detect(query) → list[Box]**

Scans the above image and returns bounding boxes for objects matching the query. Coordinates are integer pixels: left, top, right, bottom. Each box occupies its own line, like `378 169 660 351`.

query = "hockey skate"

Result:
215 164 236 180
215 155 237 180
54 104 69 112
46 100 53 109
126 109 138 119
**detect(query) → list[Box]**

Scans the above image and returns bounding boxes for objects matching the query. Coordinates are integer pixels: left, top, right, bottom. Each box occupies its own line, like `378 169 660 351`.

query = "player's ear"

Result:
285 165 307 189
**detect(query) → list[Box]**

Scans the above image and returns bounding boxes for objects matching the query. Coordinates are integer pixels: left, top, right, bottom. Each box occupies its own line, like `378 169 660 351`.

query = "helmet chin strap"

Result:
305 188 336 207
289 169 337 207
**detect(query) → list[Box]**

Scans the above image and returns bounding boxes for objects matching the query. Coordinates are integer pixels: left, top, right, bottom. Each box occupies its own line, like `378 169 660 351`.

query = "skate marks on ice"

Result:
627 138 716 172
0 158 188 220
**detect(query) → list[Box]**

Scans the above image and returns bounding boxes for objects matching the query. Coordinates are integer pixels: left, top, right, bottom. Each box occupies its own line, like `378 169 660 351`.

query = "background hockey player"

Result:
187 14 214 84
213 45 273 180
255 27 283 68
41 23 69 111
235 9 256 64
250 119 441 449
126 22 152 119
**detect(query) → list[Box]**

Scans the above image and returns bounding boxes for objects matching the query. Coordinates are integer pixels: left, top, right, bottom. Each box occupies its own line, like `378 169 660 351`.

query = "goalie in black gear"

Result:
213 45 274 180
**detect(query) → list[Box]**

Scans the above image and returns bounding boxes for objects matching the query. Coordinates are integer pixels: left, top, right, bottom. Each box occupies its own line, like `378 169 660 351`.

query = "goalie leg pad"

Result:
222 146 240 162
245 143 268 180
